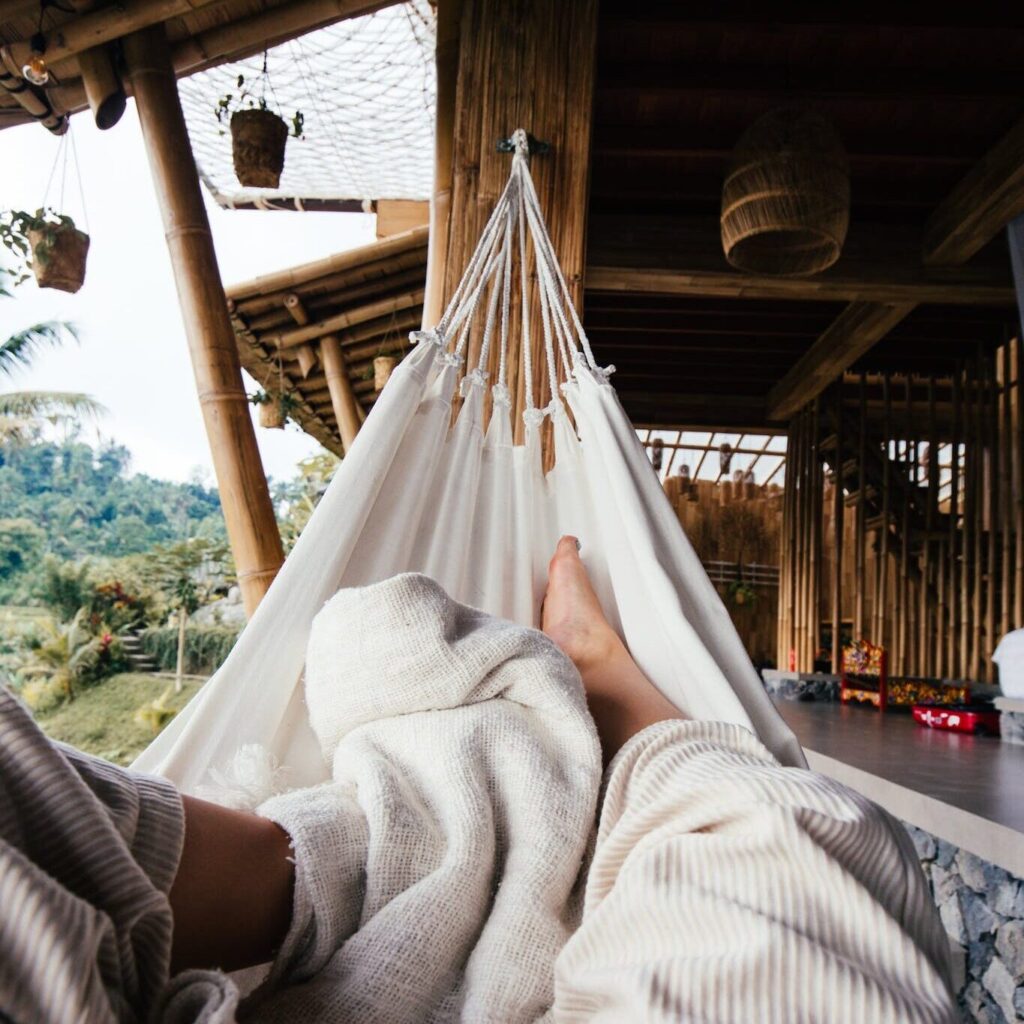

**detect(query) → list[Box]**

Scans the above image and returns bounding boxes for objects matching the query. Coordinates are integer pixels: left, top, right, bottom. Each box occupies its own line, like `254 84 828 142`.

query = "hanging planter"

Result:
250 389 295 429
216 68 305 190
231 109 289 188
0 209 89 293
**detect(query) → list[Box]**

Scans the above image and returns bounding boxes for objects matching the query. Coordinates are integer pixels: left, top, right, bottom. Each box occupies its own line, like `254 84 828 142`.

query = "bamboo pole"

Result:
271 290 425 348
855 373 867 639
226 227 428 302
319 334 361 453
832 383 844 671
924 376 938 676
873 374 891 648
283 294 318 378
1000 343 1013 640
899 378 911 673
950 369 962 676
7 0 228 71
811 400 823 670
422 0 460 328
960 366 974 679
986 355 998 675
1016 337 1024 626
974 359 986 679
124 26 283 616
76 44 125 129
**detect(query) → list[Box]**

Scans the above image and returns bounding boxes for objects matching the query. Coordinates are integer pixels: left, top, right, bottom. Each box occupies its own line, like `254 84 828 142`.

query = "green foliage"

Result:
16 608 128 706
0 518 44 579
33 556 153 632
0 208 79 283
140 624 240 675
0 438 229 603
0 317 79 376
272 449 339 551
214 73 305 138
30 672 203 766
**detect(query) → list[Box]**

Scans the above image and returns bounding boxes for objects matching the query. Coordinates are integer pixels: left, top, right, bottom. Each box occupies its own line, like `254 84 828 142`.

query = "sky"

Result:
0 102 376 485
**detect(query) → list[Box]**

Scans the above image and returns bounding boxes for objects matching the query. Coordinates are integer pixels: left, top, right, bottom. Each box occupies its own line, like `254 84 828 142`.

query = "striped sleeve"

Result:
553 719 958 1024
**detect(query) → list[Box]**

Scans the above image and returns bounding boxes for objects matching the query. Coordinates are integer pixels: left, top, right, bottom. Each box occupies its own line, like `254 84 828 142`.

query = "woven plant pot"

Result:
27 223 89 293
231 109 288 188
721 108 850 277
373 356 397 392
259 401 286 429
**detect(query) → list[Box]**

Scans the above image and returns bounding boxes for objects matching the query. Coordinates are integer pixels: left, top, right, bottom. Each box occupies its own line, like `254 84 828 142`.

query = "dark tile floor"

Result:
772 698 1024 835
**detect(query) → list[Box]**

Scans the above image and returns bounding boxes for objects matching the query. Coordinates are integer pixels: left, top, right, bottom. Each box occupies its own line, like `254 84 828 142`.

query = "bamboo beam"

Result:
923 114 1024 266
584 261 1014 307
283 293 318 378
319 334 361 453
169 0 389 78
767 303 915 422
225 226 428 301
7 0 228 71
271 289 425 348
76 43 125 129
124 26 283 616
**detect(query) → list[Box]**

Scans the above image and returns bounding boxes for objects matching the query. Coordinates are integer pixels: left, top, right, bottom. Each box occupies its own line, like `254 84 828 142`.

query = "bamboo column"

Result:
855 373 867 638
124 26 284 616
439 0 598 442
832 382 844 672
320 335 361 452
422 0 461 328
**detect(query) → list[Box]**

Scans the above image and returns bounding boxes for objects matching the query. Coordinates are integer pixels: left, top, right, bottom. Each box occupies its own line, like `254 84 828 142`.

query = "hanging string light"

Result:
21 32 48 85
20 0 74 86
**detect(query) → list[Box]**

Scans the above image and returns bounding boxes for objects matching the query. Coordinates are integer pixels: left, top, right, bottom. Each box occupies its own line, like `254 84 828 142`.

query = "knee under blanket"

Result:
249 572 601 1022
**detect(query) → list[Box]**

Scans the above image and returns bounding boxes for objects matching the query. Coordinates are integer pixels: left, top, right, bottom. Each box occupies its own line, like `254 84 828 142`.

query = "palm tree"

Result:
19 608 104 702
1 271 105 442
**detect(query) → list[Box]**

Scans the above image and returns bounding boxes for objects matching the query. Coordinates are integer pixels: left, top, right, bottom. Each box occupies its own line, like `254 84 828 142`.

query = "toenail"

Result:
575 539 581 551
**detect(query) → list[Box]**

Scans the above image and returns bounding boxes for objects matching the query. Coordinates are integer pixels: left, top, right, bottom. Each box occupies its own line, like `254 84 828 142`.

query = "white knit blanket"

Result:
250 573 601 1022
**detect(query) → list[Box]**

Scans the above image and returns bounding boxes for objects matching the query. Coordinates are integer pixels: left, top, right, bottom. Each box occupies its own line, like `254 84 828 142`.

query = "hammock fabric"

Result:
135 130 804 790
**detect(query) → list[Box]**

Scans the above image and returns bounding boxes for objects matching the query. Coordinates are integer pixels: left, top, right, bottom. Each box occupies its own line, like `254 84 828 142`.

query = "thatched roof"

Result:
226 224 428 454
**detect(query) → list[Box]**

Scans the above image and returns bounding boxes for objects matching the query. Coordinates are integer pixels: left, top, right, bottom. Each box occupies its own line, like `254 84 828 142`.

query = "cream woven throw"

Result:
247 572 601 1023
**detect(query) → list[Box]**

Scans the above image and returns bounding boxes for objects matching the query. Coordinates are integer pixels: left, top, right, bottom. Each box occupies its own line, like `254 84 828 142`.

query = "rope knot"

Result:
409 328 444 349
438 350 464 369
522 407 547 428
490 383 512 408
459 368 488 397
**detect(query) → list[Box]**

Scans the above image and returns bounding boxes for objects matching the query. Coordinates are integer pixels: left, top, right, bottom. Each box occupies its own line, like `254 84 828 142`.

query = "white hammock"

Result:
135 131 804 790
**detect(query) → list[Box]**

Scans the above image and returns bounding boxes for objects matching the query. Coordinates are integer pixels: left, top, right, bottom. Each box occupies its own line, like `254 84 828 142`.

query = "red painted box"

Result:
912 705 1001 737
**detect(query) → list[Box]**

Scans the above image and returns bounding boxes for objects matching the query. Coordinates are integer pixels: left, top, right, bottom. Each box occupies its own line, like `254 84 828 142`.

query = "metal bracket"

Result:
496 132 551 156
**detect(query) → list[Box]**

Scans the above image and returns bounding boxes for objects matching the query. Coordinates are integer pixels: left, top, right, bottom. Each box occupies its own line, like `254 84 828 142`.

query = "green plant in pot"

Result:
249 388 296 429
215 72 304 189
0 208 89 293
727 580 758 607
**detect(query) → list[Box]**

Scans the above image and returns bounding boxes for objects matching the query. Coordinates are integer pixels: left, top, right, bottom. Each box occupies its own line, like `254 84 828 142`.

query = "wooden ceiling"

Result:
227 225 427 456
584 3 1024 430
0 0 388 130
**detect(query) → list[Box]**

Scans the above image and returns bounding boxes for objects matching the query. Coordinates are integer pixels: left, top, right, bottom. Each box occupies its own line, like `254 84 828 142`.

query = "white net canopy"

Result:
179 0 436 211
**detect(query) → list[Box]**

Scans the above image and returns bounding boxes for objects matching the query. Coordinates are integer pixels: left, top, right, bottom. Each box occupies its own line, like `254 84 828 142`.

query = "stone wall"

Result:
905 823 1024 1022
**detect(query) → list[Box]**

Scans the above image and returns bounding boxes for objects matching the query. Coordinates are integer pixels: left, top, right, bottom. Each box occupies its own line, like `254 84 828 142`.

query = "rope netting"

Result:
178 0 436 210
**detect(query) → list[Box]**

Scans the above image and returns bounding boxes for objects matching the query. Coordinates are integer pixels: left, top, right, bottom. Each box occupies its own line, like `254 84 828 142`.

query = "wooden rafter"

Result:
767 303 916 421
766 112 1024 422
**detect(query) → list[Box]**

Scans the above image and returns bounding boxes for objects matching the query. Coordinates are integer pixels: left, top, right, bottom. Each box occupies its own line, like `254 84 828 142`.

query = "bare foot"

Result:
541 535 621 674
542 536 683 762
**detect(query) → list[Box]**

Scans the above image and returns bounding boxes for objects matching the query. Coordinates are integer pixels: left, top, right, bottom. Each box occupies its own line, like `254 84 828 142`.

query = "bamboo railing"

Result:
779 344 1023 683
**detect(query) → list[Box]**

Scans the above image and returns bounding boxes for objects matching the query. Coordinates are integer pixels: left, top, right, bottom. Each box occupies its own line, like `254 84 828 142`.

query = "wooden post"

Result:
124 27 283 616
440 0 598 442
422 0 461 328
855 373 867 638
320 334 361 453
832 382 844 672
77 44 126 129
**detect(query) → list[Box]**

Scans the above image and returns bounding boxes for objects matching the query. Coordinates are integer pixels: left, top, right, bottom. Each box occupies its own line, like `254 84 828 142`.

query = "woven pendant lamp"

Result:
721 108 850 276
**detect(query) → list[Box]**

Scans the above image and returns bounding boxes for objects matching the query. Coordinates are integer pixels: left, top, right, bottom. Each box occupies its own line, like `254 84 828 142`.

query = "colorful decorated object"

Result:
840 639 888 710
913 705 1000 737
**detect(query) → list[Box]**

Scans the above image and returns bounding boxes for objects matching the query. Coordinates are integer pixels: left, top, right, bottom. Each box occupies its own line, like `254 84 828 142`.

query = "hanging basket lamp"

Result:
231 108 288 189
721 108 850 277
